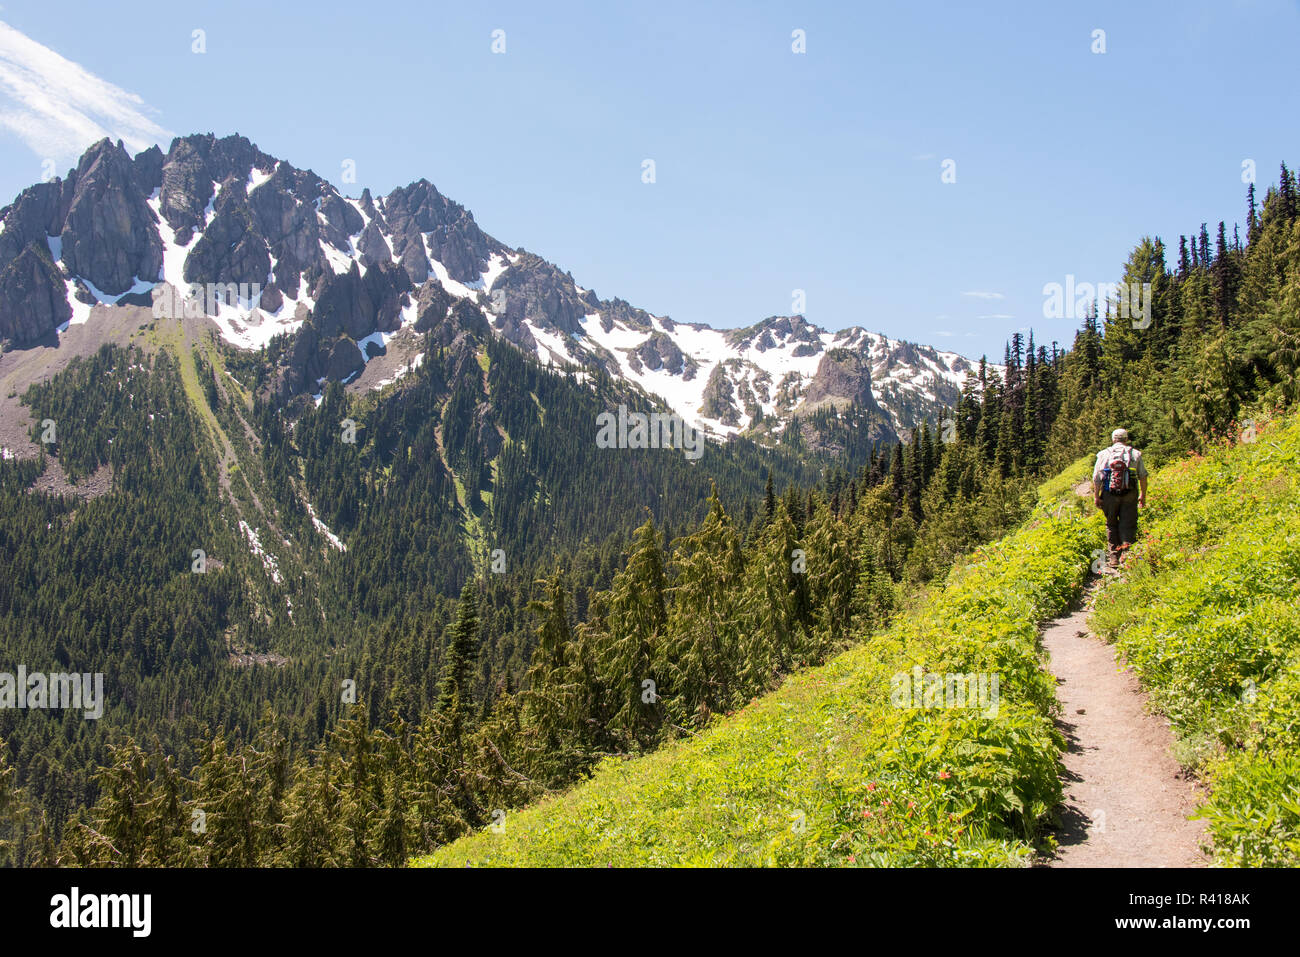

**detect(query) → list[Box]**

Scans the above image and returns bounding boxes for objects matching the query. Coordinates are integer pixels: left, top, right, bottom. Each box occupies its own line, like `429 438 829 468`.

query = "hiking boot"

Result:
1106 549 1120 571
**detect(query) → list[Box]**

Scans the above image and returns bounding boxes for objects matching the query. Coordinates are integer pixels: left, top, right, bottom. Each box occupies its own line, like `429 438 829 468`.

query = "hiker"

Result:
1092 428 1148 569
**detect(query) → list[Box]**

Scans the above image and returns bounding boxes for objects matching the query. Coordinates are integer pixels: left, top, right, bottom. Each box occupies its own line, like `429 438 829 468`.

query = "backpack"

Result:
1101 446 1132 493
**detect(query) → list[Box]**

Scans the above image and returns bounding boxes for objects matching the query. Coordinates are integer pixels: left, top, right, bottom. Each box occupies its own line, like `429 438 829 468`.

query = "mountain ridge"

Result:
0 133 987 445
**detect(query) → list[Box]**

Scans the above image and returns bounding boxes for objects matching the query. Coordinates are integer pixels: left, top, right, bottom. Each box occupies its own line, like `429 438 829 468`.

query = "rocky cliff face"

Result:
800 349 879 413
489 253 595 345
378 179 502 284
0 244 71 346
59 140 164 297
0 133 987 440
0 139 162 337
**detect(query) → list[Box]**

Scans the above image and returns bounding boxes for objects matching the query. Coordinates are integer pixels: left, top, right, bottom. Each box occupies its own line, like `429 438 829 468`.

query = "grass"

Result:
1035 452 1096 510
145 319 231 459
413 464 1103 867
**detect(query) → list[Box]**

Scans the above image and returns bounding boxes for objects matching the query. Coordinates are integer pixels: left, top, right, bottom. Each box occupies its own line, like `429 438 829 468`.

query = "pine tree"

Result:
521 572 585 780
1022 354 1043 471
957 371 981 443
438 582 481 744
888 440 906 512
661 485 745 724
1247 182 1258 243
281 748 342 867
852 537 896 633
975 367 1003 457
598 520 667 746
803 501 856 658
1212 221 1240 328
72 739 154 866
738 502 802 693
190 727 284 867
904 431 924 519
1280 163 1296 221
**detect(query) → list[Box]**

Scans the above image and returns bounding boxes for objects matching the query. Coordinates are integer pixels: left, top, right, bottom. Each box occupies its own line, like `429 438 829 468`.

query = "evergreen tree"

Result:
598 520 667 746
438 582 482 744
661 485 745 725
1248 182 1258 243
520 572 586 780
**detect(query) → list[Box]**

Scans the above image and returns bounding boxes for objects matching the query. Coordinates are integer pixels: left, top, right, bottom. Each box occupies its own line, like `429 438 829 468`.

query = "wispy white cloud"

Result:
0 20 171 163
978 313 1014 320
962 290 1005 300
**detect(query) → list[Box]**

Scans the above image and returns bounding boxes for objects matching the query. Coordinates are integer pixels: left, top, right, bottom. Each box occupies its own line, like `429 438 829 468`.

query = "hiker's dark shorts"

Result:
1100 489 1140 548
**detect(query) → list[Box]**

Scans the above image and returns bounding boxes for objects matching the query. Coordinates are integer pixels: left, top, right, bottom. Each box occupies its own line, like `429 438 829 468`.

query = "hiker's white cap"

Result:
1112 428 1129 442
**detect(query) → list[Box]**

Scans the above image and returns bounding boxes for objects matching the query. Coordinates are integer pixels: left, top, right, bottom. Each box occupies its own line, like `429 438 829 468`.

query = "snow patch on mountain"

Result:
305 501 346 552
247 164 276 194
526 320 576 367
239 521 283 583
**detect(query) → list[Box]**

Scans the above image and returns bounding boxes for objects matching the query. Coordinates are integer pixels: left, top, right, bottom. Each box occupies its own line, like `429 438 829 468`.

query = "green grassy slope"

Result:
414 463 1105 867
1090 412 1300 866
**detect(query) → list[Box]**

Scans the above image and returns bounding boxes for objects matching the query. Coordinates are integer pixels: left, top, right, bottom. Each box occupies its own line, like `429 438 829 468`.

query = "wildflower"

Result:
938 770 951 780
866 782 877 792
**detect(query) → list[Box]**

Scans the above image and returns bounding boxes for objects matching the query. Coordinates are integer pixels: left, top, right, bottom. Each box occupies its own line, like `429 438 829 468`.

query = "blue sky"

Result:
1 0 1297 361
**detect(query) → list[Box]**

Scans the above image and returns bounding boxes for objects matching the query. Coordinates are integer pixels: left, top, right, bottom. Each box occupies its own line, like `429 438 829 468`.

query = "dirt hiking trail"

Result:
1040 579 1208 867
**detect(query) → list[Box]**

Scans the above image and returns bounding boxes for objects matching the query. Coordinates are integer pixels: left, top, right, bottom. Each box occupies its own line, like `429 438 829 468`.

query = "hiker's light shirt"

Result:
1093 443 1148 486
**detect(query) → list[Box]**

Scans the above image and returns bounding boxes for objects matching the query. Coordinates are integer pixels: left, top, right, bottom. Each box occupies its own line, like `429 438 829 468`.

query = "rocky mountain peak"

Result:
0 133 987 443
